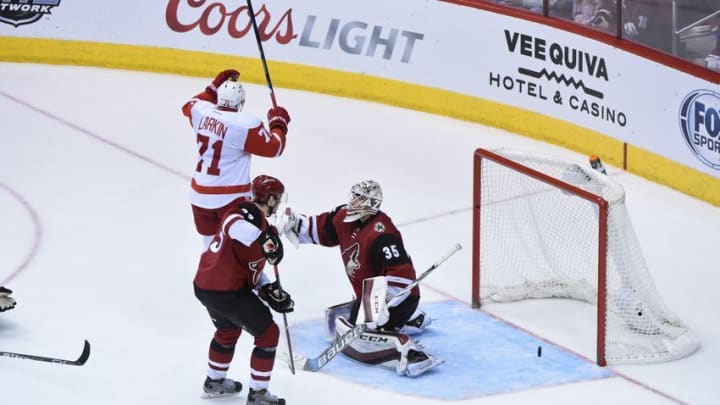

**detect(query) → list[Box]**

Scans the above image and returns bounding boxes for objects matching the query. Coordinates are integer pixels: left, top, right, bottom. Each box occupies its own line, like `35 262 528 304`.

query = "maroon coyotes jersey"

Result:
194 201 270 291
310 205 418 300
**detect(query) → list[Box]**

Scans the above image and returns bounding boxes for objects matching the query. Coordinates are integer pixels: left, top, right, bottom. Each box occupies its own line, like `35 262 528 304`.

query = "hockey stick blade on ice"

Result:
0 339 91 366
295 243 461 372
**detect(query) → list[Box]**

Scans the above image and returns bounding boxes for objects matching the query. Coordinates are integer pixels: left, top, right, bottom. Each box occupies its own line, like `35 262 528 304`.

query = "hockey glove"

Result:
207 69 240 93
276 207 303 248
259 281 294 313
623 21 639 35
267 106 291 134
0 286 16 312
258 226 284 265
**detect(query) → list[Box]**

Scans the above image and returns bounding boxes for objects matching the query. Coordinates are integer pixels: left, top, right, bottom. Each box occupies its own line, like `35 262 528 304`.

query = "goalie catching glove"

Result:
276 207 309 248
0 286 16 312
258 281 294 313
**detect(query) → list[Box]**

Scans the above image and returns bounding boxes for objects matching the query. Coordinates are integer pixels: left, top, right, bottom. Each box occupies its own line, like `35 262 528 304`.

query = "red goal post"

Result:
471 148 698 366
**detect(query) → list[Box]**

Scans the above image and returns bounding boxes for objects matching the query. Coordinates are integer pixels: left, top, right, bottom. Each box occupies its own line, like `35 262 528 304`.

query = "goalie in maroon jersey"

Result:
193 174 291 404
280 179 442 377
182 69 291 250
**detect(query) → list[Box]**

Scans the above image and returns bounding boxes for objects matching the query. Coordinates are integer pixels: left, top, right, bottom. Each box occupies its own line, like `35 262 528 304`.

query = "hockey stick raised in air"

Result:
246 0 278 108
0 339 91 366
273 265 295 375
292 243 462 372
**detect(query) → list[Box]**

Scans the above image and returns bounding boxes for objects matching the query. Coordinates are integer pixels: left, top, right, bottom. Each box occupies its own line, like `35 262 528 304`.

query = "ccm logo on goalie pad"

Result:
361 335 390 343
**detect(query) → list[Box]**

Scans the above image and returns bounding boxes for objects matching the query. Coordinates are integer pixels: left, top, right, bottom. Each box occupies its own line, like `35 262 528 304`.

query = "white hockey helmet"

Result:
344 179 382 222
216 79 246 111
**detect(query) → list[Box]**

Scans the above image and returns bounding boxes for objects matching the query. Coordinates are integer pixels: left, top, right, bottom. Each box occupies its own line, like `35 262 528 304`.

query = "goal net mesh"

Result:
476 148 698 364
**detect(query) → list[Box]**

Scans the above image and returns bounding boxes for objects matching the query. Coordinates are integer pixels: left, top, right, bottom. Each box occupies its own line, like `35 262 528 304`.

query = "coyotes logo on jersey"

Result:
248 258 265 287
342 242 361 279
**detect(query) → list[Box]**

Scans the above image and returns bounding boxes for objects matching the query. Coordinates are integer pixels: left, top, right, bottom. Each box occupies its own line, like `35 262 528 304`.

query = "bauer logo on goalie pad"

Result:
317 324 365 368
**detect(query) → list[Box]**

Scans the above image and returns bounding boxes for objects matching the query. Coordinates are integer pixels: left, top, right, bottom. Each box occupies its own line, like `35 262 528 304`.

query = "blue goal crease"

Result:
289 300 613 400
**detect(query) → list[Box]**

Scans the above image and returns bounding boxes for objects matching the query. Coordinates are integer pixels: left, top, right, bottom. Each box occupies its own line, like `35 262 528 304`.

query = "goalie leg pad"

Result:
361 276 390 329
335 316 403 369
335 317 443 377
324 300 355 342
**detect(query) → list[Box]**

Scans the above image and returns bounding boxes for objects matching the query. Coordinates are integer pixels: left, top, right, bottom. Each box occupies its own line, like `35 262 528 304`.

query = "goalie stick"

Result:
387 242 462 307
290 242 462 372
0 339 91 366
294 322 367 372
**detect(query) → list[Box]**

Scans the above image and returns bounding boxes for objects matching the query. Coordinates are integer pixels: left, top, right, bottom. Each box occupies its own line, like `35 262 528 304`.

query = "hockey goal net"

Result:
472 148 699 365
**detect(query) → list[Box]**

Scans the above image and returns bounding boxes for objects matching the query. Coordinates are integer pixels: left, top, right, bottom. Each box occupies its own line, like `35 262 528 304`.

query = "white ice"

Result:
0 63 718 404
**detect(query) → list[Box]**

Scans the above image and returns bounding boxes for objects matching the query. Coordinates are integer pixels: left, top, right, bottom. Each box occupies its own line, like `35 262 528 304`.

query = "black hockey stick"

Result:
293 243 462 372
273 265 295 374
0 339 91 366
246 0 278 108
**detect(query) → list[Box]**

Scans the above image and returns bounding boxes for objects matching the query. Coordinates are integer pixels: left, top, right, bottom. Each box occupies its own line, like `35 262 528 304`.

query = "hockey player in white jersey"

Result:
182 69 291 249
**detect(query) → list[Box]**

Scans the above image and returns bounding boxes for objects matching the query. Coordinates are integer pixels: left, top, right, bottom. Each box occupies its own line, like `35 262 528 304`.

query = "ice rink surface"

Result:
1 63 719 404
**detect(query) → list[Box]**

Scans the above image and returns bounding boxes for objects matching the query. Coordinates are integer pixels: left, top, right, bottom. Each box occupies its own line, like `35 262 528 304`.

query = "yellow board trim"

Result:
2 37 718 205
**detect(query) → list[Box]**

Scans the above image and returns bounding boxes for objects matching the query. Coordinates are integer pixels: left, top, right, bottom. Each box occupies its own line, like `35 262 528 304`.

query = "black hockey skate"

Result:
201 376 242 398
247 388 285 405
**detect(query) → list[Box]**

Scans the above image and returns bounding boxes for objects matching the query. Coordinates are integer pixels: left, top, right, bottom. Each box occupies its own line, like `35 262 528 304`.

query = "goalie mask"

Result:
252 175 285 216
217 79 246 111
344 180 382 222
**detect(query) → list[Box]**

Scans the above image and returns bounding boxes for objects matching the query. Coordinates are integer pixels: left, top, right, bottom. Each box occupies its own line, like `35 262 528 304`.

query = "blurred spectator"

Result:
692 18 719 72
677 0 719 70
573 0 615 31
623 0 674 53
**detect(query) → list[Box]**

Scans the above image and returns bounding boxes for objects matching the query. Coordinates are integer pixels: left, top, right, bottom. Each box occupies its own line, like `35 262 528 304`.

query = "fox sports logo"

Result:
679 89 720 170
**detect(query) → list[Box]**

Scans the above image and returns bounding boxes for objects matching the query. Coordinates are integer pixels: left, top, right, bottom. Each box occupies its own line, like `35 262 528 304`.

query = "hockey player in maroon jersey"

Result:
280 180 442 377
193 174 292 404
182 69 291 250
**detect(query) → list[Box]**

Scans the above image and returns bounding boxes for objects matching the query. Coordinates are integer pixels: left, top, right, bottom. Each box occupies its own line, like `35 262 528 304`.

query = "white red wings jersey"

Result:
182 95 286 209
194 201 272 291
298 206 419 301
